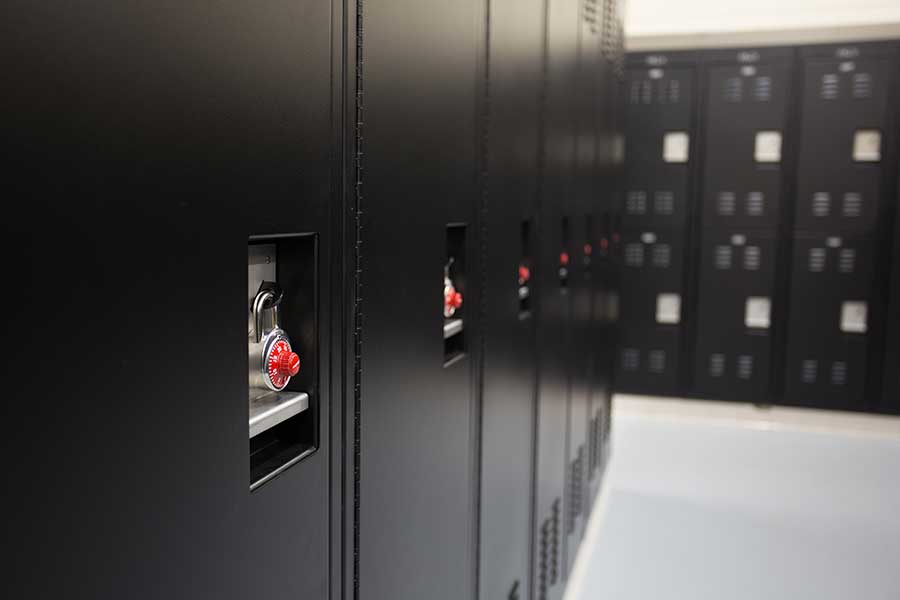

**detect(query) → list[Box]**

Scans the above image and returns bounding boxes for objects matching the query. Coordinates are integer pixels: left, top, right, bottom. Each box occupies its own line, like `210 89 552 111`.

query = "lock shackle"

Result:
251 285 283 343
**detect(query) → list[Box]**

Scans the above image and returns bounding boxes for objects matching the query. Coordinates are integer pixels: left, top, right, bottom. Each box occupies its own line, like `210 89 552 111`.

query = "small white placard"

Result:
663 132 690 163
840 301 868 333
754 131 782 163
641 232 657 244
745 297 771 329
656 293 681 324
853 130 881 162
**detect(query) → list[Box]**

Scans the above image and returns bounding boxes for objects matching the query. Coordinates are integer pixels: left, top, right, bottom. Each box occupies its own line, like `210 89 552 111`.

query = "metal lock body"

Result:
249 284 300 394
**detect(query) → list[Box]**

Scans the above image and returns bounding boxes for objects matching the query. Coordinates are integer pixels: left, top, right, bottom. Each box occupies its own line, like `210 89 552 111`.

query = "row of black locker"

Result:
615 40 900 414
6 1 624 600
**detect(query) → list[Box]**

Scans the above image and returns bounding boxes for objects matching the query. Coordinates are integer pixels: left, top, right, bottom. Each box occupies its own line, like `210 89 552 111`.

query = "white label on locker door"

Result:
656 293 681 324
840 301 868 333
662 132 690 163
852 130 881 162
745 297 771 329
754 131 782 163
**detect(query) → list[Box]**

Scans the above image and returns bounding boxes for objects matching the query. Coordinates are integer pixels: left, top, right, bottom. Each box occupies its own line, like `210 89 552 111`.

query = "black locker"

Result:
693 231 778 400
623 53 698 230
478 0 543 598
701 48 793 230
534 0 580 598
784 234 878 409
359 1 483 599
794 42 899 236
614 228 686 393
7 0 342 598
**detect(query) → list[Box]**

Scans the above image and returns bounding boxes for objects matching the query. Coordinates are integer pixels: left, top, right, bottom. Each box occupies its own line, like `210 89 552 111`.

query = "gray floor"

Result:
567 396 900 600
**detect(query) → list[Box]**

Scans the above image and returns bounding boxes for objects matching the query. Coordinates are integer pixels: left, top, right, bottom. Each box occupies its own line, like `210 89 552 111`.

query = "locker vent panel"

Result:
801 359 818 383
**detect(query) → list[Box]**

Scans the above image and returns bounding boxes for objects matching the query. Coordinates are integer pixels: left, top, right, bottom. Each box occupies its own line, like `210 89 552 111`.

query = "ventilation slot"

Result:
743 246 761 271
667 79 681 103
622 348 640 371
724 77 743 102
654 190 675 215
812 192 831 217
801 359 818 383
746 192 765 216
652 243 671 268
641 80 652 104
709 353 726 378
736 355 754 380
626 190 648 214
852 73 872 99
830 362 847 386
842 193 862 217
714 245 733 270
838 248 856 273
567 447 585 534
717 191 736 216
629 80 641 104
648 350 666 374
550 499 560 585
753 76 772 101
808 248 826 272
624 243 645 267
538 520 550 600
821 74 839 99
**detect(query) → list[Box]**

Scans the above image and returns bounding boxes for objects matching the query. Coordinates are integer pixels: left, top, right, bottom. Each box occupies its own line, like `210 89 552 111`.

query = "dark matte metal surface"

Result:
6 0 340 598
358 0 483 598
479 1 544 599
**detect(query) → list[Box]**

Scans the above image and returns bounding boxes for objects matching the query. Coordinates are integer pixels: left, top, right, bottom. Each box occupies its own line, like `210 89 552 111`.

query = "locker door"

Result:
623 65 695 230
702 60 792 230
795 56 894 235
693 231 778 400
360 1 483 599
534 1 579 598
479 0 543 599
784 235 876 409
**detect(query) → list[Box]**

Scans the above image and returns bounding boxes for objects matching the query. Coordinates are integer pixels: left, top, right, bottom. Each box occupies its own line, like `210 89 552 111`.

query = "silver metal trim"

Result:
443 318 464 339
249 391 310 438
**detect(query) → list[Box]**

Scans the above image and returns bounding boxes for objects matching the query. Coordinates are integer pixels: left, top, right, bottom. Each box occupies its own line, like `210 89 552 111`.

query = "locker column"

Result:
692 47 794 402
881 184 900 414
617 51 700 395
784 41 899 411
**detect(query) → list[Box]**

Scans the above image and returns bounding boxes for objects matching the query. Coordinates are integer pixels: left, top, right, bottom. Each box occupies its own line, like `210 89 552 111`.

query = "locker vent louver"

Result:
622 348 640 371
808 248 826 272
746 192 765 216
820 74 839 99
582 0 600 34
550 498 560 585
717 191 736 216
838 249 856 273
538 520 550 600
567 446 585 534
624 243 645 267
724 77 743 102
592 411 603 476
714 245 733 270
665 79 680 104
654 191 675 215
831 361 848 386
743 246 761 271
588 414 598 478
753 76 772 102
852 73 872 99
648 350 666 374
709 353 726 377
801 359 818 383
652 243 671 268
842 193 862 217
737 355 753 380
812 192 831 217
627 190 647 214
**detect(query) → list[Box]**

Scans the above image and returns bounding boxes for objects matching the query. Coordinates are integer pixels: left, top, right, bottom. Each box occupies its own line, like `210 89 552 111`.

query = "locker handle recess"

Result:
249 391 310 439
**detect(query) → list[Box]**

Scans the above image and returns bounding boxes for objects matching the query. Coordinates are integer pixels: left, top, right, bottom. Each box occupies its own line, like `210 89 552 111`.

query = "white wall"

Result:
626 0 900 48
